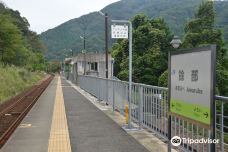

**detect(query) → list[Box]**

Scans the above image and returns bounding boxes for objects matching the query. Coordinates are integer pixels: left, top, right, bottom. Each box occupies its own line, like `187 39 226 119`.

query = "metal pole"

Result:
168 52 172 152
128 21 132 129
84 36 86 50
105 13 109 105
111 20 132 128
105 13 109 79
83 34 86 75
84 52 86 75
113 81 115 112
210 45 216 152
139 86 143 129
221 102 224 152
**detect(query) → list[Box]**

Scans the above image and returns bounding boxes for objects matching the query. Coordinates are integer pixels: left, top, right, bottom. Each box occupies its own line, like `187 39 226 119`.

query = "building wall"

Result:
71 53 114 79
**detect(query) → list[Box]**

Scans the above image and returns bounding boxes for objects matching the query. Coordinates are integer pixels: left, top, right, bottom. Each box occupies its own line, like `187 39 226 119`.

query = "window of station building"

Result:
90 62 98 71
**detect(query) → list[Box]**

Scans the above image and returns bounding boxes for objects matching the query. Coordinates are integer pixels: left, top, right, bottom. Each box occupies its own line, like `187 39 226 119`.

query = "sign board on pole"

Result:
169 45 216 126
111 25 128 39
111 20 133 129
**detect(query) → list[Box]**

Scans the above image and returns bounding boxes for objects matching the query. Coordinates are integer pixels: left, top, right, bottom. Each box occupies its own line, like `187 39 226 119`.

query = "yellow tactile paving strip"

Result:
48 76 72 152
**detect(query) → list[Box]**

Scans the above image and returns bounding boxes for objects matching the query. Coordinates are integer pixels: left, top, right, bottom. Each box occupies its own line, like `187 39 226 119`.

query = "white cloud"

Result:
3 0 119 33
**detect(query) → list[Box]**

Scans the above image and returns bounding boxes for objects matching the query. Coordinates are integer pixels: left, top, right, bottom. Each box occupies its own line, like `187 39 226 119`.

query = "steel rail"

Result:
0 75 53 148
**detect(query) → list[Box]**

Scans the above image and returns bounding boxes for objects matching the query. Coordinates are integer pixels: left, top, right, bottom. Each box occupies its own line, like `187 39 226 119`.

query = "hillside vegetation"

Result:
0 65 44 103
40 0 228 60
0 3 48 103
112 1 228 96
0 2 47 69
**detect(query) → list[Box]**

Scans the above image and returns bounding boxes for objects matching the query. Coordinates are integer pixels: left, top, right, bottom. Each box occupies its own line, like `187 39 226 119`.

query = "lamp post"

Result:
98 11 109 78
170 35 182 49
168 35 182 152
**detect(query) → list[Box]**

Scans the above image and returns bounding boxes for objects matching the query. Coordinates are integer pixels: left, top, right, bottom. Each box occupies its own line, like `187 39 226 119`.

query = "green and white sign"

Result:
169 46 216 126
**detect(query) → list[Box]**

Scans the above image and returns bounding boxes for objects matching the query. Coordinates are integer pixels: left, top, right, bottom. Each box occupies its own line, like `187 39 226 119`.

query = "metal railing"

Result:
68 74 228 152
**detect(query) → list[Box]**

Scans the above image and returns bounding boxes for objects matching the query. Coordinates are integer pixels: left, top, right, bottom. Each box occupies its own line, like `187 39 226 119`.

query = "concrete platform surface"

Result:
65 79 177 152
1 76 158 152
0 77 57 152
62 78 150 152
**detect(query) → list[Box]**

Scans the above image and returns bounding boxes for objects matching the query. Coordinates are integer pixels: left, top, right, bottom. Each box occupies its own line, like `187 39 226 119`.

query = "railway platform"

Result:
0 76 160 152
0 77 57 152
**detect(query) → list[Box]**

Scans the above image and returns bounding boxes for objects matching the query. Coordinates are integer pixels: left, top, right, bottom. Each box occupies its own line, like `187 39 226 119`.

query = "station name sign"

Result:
169 45 216 126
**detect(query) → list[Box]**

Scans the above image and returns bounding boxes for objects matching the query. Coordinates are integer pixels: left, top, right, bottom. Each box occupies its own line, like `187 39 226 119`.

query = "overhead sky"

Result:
3 0 119 34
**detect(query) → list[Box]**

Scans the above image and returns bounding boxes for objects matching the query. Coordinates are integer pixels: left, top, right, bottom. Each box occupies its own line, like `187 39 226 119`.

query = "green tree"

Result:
112 14 173 85
158 69 168 87
0 14 27 65
183 1 228 96
0 2 47 70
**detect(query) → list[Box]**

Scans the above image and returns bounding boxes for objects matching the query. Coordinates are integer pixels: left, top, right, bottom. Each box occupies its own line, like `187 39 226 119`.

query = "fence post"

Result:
220 102 224 152
98 78 101 101
106 78 108 104
125 84 129 123
207 130 211 152
139 86 143 129
113 81 115 112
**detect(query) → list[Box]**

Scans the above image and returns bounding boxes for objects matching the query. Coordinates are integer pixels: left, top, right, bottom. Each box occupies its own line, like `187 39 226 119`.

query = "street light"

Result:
170 35 182 49
98 11 109 79
168 35 182 152
98 11 105 16
80 36 86 75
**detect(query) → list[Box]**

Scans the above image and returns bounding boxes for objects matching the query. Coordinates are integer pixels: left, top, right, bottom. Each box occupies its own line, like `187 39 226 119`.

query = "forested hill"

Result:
39 0 228 60
0 2 46 69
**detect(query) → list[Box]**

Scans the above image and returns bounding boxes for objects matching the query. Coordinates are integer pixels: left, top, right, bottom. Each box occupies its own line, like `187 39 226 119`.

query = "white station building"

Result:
64 52 114 79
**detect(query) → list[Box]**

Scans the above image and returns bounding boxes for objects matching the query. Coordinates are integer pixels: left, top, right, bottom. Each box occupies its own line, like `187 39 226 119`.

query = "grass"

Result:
0 64 44 103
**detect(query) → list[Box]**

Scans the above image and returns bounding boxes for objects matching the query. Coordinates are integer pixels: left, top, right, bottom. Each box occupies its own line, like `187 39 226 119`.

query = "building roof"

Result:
71 53 113 63
64 58 73 64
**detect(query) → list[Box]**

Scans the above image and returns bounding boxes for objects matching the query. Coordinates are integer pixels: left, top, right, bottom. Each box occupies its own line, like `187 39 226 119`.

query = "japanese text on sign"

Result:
170 50 213 125
111 25 128 39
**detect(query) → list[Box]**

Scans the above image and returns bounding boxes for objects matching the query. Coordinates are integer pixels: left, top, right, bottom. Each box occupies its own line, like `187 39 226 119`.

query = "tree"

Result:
0 14 26 65
183 1 228 96
0 2 47 71
112 14 173 85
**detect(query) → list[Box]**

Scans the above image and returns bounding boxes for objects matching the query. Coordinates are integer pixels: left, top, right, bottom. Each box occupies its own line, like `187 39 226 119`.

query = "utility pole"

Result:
83 35 86 75
83 32 86 51
98 11 109 78
84 50 86 75
80 34 86 75
105 13 109 78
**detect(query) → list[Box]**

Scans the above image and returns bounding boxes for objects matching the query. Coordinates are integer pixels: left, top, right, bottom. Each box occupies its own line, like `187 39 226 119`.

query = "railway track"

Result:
0 75 54 148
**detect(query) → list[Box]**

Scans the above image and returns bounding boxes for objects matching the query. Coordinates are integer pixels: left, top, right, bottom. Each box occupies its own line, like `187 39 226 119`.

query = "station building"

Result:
64 52 114 81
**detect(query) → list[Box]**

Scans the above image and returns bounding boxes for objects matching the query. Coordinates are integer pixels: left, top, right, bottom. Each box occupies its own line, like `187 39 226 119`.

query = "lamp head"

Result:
170 35 182 49
98 11 105 16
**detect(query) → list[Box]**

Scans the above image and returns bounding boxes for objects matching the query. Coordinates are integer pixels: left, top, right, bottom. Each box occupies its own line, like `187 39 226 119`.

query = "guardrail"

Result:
67 74 228 152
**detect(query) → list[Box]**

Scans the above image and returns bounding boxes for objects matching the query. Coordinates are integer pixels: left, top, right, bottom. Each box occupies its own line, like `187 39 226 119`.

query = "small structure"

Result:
64 52 114 80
